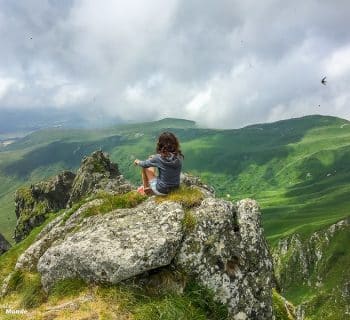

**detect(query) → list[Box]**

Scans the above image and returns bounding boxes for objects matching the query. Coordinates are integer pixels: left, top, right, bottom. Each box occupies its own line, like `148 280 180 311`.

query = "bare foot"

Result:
143 187 154 195
137 186 146 195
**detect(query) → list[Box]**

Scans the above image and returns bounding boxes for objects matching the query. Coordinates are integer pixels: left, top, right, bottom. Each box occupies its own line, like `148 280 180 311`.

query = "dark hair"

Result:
156 132 184 158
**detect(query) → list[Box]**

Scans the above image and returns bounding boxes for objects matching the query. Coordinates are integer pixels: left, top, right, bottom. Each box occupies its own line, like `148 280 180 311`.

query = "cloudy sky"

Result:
0 0 349 129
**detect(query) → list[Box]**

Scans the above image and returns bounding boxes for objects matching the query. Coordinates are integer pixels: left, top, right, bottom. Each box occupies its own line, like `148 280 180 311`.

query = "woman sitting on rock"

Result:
134 132 184 196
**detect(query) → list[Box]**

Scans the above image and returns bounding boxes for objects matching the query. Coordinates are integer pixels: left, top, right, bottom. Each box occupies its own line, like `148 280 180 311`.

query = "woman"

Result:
134 131 184 195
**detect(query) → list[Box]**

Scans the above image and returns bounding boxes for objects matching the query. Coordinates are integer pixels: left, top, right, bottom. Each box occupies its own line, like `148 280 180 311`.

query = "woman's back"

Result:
134 131 184 195
138 153 183 194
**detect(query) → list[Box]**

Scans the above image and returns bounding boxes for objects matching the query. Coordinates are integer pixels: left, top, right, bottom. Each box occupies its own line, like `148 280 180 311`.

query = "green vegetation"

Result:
0 212 56 284
1 268 227 319
155 186 204 209
280 225 350 319
182 210 197 232
61 198 90 223
13 186 52 241
5 270 47 309
97 279 228 320
49 278 88 300
83 191 147 217
273 289 295 320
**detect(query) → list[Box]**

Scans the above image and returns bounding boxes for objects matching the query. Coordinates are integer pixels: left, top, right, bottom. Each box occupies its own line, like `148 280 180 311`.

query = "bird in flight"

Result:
321 76 327 85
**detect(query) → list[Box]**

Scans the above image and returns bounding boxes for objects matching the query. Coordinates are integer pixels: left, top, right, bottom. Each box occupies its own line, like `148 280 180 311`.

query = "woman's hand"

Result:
134 159 140 166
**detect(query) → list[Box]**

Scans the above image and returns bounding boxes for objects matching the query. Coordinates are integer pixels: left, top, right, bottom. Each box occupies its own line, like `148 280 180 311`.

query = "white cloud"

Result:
325 45 350 78
185 87 212 119
0 77 16 98
125 84 144 103
0 0 349 128
52 84 89 108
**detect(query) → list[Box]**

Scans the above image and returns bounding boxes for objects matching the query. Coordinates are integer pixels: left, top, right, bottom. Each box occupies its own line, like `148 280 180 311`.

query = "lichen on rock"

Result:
37 199 184 291
175 197 274 319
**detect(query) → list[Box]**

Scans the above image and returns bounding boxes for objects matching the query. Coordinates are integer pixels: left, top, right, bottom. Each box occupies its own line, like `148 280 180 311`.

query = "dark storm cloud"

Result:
0 0 349 128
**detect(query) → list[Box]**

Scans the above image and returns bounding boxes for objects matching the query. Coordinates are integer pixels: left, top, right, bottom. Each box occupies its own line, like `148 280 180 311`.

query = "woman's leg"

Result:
141 167 156 190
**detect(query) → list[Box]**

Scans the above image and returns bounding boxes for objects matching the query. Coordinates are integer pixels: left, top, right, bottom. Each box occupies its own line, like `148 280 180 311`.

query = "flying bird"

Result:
321 76 327 85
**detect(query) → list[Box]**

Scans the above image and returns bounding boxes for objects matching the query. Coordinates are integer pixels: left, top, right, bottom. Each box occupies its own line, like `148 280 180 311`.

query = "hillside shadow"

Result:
284 145 350 198
2 135 124 178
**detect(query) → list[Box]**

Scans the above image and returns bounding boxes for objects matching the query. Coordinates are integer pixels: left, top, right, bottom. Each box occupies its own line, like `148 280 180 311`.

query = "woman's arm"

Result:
134 155 159 168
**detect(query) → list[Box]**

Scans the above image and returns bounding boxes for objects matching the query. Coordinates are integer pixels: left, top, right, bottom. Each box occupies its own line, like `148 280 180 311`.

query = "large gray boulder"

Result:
37 199 184 290
0 233 11 255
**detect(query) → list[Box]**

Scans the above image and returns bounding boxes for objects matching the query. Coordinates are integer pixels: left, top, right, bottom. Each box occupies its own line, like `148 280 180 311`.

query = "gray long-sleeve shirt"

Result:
138 153 183 194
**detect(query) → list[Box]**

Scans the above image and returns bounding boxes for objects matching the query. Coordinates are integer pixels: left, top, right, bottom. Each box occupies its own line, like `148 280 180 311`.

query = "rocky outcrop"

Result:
13 171 76 242
180 172 215 197
175 198 273 318
13 151 133 243
0 233 11 255
13 182 273 319
273 217 350 290
273 217 350 320
67 150 132 206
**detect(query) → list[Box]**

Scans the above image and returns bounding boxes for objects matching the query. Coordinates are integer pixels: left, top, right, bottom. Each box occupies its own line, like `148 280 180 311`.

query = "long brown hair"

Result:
156 132 184 158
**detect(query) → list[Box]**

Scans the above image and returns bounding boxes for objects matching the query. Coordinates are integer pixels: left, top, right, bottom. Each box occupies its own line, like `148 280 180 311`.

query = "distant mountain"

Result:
0 108 124 136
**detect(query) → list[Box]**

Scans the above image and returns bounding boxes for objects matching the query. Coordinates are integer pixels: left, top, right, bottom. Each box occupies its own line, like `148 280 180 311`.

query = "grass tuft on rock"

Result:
273 289 295 320
133 295 207 320
5 270 47 309
20 272 47 309
184 281 228 320
95 276 228 320
132 282 228 320
155 186 204 209
83 191 147 217
49 278 88 300
182 210 197 232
